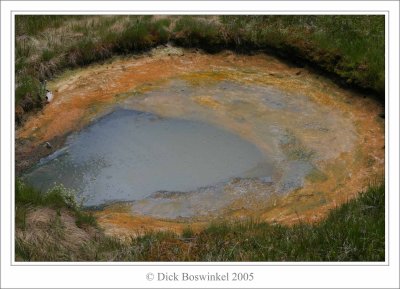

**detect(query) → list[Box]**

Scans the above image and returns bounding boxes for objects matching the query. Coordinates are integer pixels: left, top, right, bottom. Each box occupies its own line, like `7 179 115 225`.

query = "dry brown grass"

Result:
16 207 98 261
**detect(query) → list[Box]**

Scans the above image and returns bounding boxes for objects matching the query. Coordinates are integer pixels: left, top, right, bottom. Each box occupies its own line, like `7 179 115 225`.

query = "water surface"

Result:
24 109 272 206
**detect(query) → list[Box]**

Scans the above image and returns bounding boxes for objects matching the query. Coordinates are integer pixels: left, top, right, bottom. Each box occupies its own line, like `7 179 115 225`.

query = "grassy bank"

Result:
16 181 385 261
15 15 384 124
15 180 97 231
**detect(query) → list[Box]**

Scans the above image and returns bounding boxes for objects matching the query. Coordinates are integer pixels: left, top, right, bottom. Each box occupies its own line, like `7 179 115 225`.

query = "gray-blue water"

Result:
23 109 272 206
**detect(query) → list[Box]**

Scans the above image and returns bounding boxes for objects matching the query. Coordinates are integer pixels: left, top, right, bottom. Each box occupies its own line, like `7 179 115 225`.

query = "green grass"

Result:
15 15 384 125
173 15 384 95
15 75 42 103
218 15 385 95
74 210 97 229
182 226 195 239
15 15 81 36
15 179 95 229
41 49 57 62
190 183 384 261
16 179 75 208
15 181 385 261
173 16 225 51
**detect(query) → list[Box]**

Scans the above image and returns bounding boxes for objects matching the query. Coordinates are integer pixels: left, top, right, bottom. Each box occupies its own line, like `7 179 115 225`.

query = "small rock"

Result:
295 70 302 75
45 142 52 149
45 90 53 102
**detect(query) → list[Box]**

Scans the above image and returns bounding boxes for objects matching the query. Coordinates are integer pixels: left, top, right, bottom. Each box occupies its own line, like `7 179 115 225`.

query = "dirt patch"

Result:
94 203 206 238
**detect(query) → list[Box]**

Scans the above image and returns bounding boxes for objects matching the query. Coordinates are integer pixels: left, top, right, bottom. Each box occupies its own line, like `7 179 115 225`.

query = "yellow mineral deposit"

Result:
17 48 384 236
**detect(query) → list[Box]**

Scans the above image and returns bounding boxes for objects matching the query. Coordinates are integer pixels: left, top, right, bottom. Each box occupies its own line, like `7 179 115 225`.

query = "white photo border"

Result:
1 1 399 288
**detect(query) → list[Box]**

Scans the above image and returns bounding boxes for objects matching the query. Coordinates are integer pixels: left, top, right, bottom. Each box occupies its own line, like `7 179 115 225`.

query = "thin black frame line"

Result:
55 286 400 289
12 10 390 13
10 8 15 271
39 286 400 289
386 10 389 266
9 9 390 267
397 2 400 286
13 263 389 266
386 9 391 267
9 11 390 267
0 0 2 287
2 0 399 2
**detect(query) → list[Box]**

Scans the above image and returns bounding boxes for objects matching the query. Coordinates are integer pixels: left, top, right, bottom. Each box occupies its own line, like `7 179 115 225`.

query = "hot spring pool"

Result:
23 109 273 207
